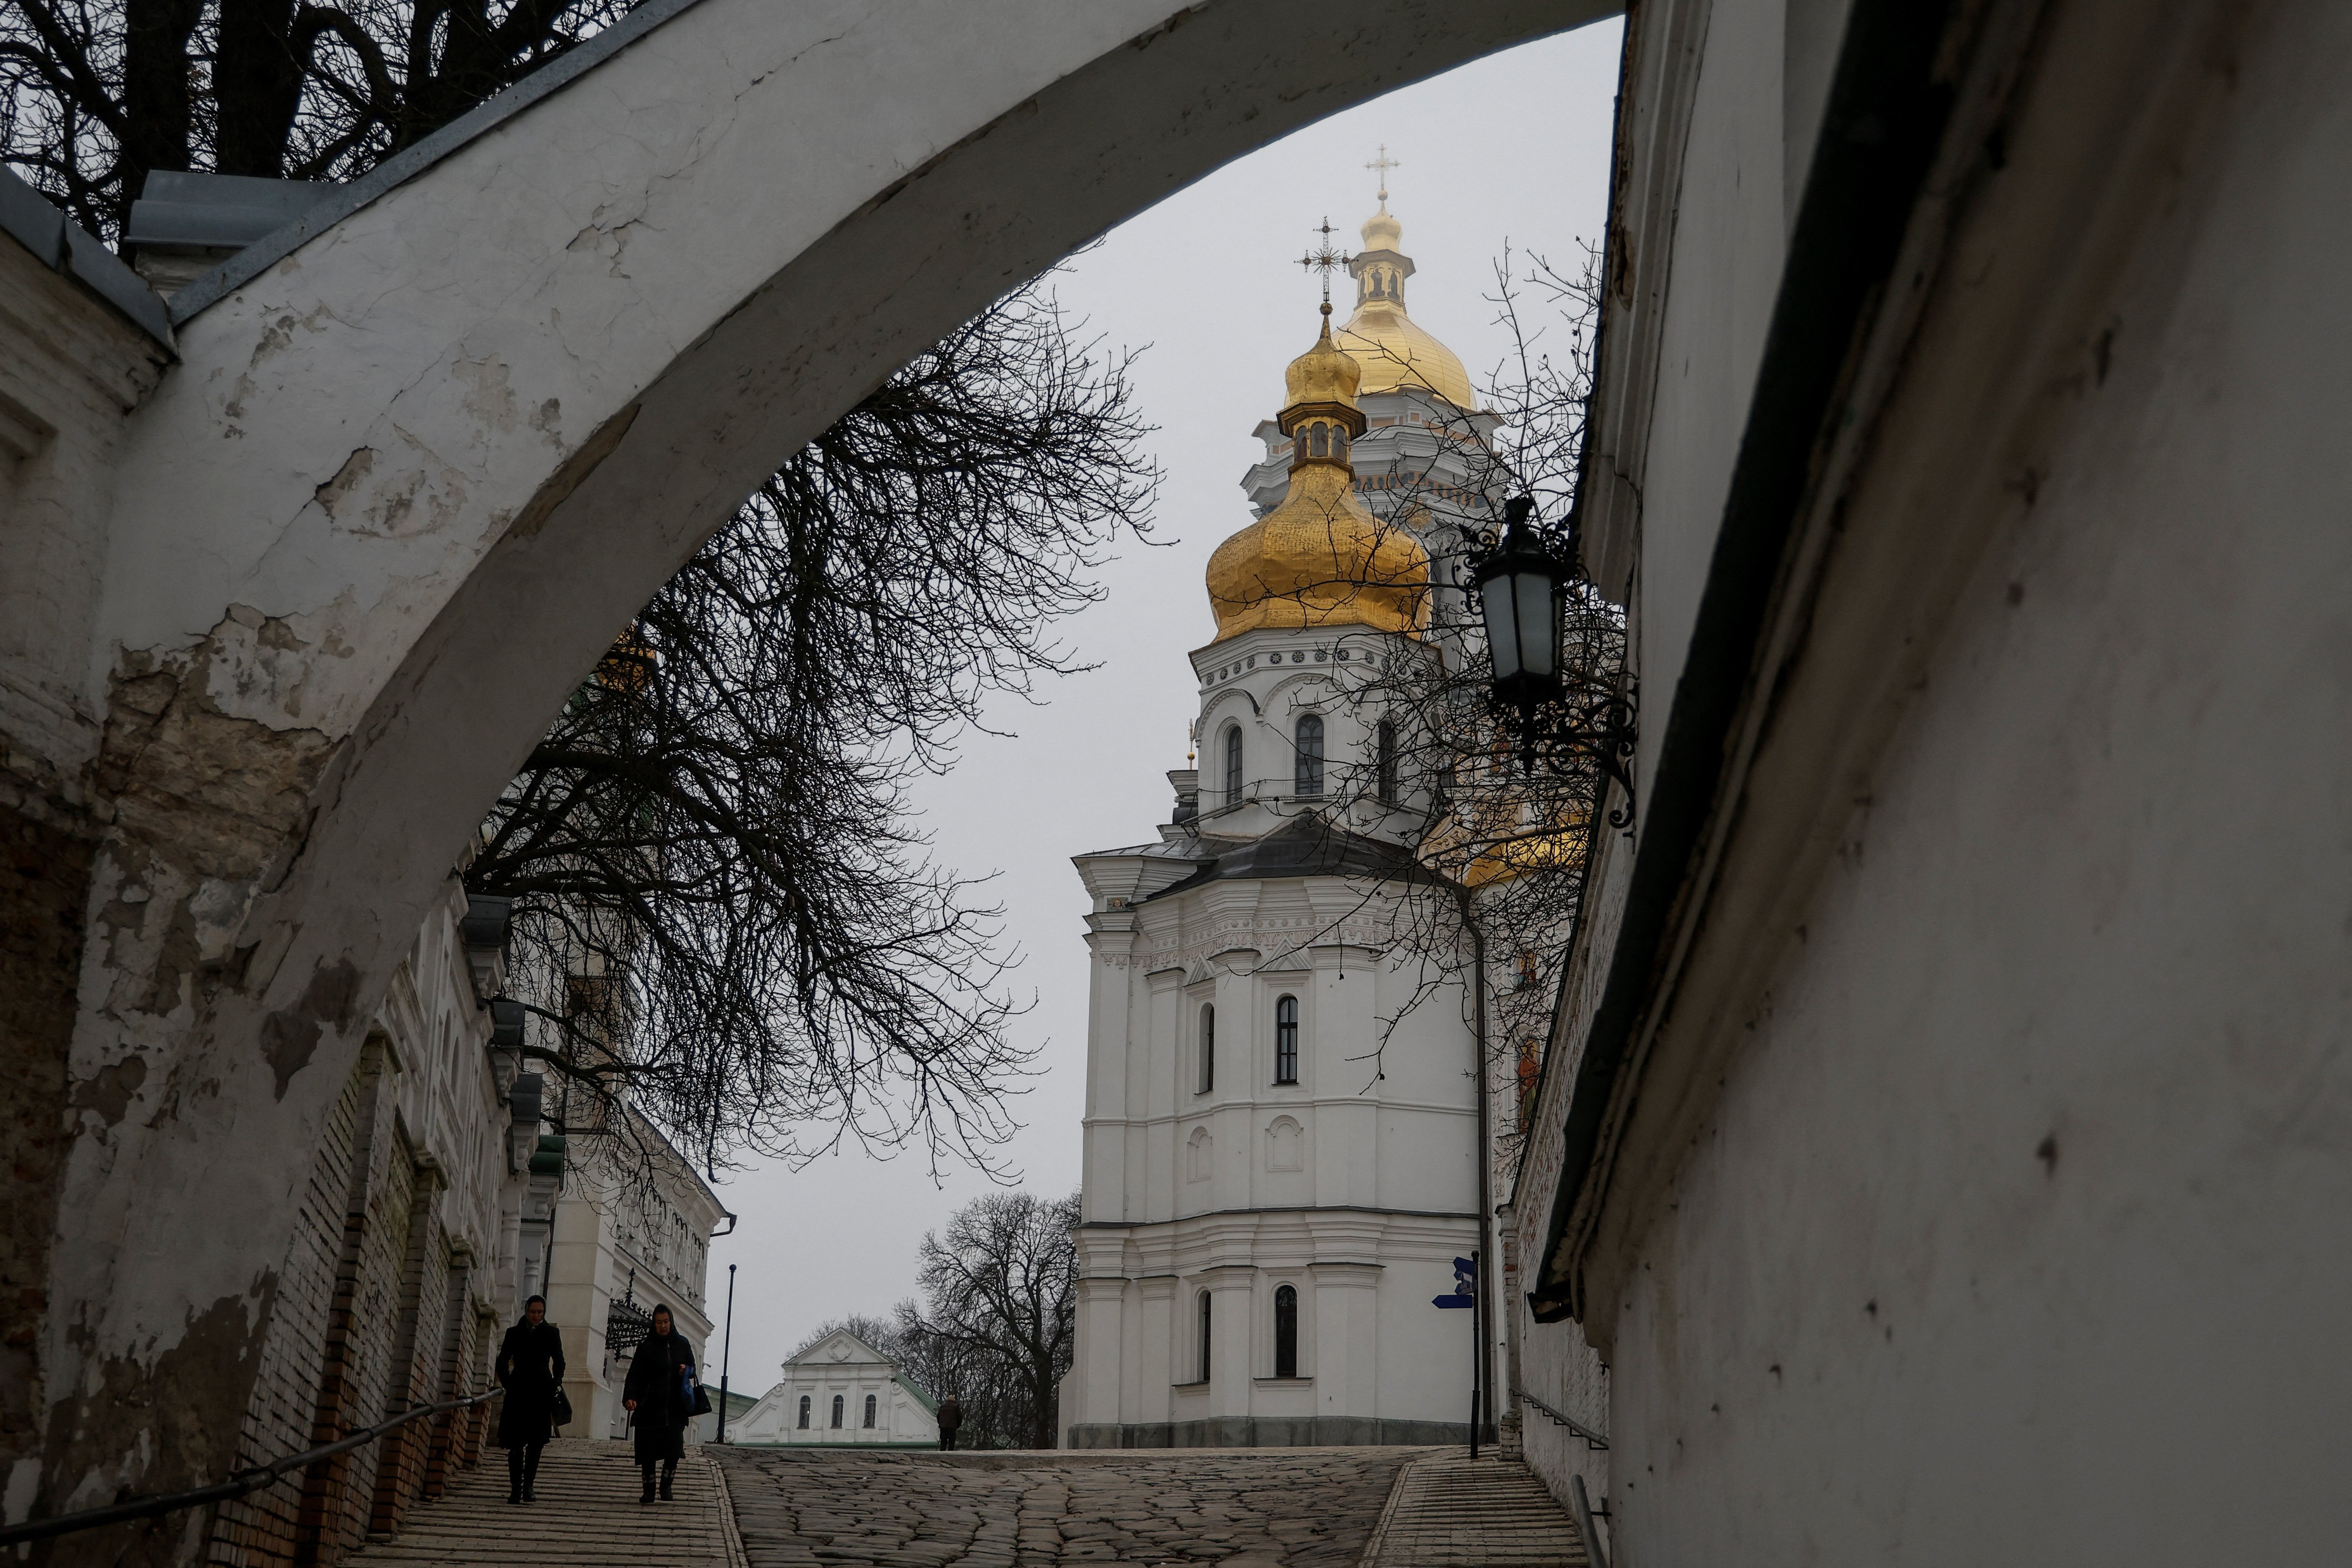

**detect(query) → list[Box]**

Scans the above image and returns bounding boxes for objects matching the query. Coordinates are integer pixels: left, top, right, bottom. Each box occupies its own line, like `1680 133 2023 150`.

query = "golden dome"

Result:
1463 822 1590 888
1203 312 1428 644
1285 313 1364 408
1339 205 1476 408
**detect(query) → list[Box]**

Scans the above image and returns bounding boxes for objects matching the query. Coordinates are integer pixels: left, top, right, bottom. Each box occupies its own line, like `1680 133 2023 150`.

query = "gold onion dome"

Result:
1337 204 1476 408
1205 309 1428 643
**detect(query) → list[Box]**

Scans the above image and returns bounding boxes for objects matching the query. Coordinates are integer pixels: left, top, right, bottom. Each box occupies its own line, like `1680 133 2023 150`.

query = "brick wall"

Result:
202 1056 367 1568
419 1261 475 1501
191 893 514 1565
0 809 90 1494
364 1179 447 1538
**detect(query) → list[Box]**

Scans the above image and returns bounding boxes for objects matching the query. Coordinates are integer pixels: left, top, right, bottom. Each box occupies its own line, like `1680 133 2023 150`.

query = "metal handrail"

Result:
1570 1473 1611 1568
0 1387 503 1546
1512 1385 1609 1450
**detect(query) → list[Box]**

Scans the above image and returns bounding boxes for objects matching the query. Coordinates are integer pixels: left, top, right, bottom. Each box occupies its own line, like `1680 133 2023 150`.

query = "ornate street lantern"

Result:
1468 497 1638 819
1474 497 1566 711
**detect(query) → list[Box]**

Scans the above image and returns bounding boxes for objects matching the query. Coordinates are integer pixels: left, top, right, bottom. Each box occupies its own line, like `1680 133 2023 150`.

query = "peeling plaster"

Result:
69 1056 148 1128
257 956 360 1101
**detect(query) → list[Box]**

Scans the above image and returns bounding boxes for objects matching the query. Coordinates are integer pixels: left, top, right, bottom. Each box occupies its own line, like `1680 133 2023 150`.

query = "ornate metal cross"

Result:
1298 217 1346 309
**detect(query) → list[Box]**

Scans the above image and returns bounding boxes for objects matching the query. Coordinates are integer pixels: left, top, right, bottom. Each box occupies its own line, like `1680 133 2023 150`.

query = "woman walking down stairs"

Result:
344 1439 745 1568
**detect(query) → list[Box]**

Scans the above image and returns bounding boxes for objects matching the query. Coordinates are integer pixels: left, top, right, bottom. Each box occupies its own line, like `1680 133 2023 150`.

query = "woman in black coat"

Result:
621 1304 698 1503
495 1295 566 1504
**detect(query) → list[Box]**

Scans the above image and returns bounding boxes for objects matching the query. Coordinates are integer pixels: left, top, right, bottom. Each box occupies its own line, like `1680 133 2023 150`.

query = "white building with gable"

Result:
1063 199 1502 1449
730 1329 940 1447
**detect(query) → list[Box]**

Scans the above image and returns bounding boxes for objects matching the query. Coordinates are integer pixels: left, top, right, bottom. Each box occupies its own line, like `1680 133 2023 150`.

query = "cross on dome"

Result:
1365 144 1401 206
1298 216 1346 313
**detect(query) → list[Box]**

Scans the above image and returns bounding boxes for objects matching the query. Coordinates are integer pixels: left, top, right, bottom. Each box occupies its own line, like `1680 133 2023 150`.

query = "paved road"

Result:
714 1447 1418 1568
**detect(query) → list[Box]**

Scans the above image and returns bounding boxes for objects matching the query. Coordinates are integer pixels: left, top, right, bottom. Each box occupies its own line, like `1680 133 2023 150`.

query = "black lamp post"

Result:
716 1263 736 1443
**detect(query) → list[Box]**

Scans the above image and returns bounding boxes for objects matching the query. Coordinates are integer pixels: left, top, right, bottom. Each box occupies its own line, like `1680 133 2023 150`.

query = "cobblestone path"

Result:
714 1447 1421 1568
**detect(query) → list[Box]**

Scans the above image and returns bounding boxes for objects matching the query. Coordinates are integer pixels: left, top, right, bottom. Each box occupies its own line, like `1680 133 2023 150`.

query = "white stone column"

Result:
1310 1261 1383 1434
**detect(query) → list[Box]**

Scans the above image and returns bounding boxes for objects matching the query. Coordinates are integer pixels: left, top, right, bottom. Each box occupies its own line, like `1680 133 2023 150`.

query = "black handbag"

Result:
551 1385 574 1428
689 1374 713 1418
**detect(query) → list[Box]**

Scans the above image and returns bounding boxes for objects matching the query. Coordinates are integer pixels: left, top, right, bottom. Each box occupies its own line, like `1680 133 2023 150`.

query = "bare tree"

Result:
470 279 1159 1179
2 0 645 240
896 1189 1079 1450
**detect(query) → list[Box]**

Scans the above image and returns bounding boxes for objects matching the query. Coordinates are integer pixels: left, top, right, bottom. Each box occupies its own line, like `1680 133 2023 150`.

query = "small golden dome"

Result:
1285 312 1364 409
1339 204 1475 408
1202 311 1427 643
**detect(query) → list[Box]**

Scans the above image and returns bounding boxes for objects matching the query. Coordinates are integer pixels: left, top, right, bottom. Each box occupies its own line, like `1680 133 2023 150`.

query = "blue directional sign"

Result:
1432 1255 1478 1308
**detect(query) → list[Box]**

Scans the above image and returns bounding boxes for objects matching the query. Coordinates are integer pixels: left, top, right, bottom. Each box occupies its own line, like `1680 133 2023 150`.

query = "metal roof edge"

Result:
0 164 174 347
166 0 711 325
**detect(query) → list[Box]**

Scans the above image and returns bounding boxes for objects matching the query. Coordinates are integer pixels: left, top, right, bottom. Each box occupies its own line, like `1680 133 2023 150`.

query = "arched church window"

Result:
1293 430 1307 464
831 1394 845 1428
1224 725 1244 804
864 1393 877 1428
1274 1284 1299 1378
1294 714 1324 798
1377 718 1399 805
1274 995 1299 1084
1198 1291 1213 1383
1333 428 1349 461
1198 1004 1215 1094
797 1395 810 1429
1310 423 1329 459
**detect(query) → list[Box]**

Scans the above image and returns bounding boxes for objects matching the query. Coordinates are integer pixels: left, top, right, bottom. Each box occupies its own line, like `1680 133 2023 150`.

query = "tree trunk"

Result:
213 0 306 176
119 0 207 229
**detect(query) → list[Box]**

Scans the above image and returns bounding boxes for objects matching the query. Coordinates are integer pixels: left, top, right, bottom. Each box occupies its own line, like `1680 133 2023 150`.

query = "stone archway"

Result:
17 0 1617 1547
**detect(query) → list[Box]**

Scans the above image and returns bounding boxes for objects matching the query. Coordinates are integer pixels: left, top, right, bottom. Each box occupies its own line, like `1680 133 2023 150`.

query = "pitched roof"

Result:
784 1328 895 1367
1143 814 1435 902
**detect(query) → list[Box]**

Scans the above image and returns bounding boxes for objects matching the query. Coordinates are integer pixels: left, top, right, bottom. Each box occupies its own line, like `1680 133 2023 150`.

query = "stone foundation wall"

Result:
1066 1416 1490 1448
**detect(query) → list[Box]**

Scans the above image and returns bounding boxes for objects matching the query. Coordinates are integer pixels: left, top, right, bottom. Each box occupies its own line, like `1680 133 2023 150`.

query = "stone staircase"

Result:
344 1438 745 1568
1360 1453 1592 1567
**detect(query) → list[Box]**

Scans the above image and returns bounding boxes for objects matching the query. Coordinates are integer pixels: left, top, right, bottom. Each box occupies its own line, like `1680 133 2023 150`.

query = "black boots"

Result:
522 1443 542 1502
659 1460 677 1501
640 1462 657 1504
507 1448 525 1504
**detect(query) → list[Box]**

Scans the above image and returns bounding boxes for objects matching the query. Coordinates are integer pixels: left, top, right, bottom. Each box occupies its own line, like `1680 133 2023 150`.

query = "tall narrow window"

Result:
1274 995 1299 1084
797 1395 811 1429
1294 714 1324 797
1198 1291 1214 1383
1198 1004 1215 1094
1377 718 1399 805
1224 725 1244 804
831 1394 845 1428
864 1393 877 1428
1274 1285 1299 1378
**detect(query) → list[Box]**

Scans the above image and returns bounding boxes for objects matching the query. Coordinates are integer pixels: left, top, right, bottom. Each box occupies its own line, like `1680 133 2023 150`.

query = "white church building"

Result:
1063 200 1501 1448
729 1329 941 1447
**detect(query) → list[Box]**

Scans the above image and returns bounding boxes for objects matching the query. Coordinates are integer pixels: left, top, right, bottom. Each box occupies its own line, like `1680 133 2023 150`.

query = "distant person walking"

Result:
936 1394 962 1451
495 1295 565 1504
622 1305 698 1503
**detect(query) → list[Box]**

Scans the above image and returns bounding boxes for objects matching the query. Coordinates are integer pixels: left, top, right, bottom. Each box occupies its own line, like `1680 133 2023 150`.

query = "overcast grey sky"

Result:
701 18 1625 1397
